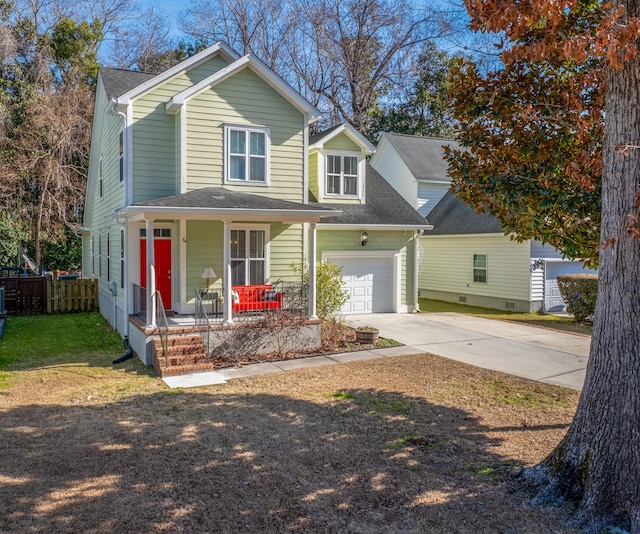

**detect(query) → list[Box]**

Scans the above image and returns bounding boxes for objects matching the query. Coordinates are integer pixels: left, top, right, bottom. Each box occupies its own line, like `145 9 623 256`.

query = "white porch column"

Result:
308 222 317 319
413 231 421 312
145 219 156 327
223 220 233 324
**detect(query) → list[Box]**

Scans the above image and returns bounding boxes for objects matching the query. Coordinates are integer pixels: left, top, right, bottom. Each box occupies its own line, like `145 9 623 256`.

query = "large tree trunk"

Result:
532 3 640 531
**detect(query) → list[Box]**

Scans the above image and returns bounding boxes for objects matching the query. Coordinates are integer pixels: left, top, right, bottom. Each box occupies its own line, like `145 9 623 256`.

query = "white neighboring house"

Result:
370 132 596 313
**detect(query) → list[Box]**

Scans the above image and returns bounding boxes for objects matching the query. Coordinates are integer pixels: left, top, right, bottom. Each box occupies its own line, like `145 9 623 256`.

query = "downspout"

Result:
112 335 134 364
112 104 130 336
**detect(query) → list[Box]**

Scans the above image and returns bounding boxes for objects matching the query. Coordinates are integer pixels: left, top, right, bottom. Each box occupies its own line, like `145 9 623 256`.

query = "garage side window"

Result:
473 254 487 283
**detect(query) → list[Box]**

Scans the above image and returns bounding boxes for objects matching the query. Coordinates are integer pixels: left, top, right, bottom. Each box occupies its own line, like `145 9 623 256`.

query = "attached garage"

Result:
323 251 401 314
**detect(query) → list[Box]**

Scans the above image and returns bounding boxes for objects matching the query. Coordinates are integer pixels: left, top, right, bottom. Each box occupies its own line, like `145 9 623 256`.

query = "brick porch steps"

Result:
153 333 217 377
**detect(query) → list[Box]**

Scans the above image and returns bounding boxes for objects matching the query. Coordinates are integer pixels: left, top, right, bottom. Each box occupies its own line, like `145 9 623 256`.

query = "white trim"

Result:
422 232 504 238
178 219 187 314
324 153 360 199
319 223 433 230
224 124 270 185
125 105 133 205
322 250 402 313
116 42 239 105
303 118 309 204
230 224 271 284
116 206 337 223
164 53 321 122
180 107 187 194
309 123 376 153
166 56 251 112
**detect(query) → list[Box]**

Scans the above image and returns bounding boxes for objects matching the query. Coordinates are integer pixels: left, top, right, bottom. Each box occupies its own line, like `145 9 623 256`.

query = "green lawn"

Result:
0 312 124 369
419 298 592 335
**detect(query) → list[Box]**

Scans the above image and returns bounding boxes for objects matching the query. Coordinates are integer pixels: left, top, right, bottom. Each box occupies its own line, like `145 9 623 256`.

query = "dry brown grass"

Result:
1 349 580 533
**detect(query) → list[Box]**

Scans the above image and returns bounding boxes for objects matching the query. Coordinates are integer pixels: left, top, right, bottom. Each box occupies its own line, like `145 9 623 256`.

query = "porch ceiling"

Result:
116 187 340 223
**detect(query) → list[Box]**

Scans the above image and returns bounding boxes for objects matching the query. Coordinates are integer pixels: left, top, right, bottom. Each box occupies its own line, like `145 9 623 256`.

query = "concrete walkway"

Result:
163 312 591 391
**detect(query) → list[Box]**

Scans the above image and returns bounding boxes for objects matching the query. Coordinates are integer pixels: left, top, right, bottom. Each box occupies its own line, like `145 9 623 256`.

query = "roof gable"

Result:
378 133 460 182
427 192 503 235
111 42 240 106
165 53 320 121
309 123 375 154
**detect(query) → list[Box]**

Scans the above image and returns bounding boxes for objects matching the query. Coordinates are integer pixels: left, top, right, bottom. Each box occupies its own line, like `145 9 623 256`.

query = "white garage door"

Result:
338 257 394 314
545 261 595 312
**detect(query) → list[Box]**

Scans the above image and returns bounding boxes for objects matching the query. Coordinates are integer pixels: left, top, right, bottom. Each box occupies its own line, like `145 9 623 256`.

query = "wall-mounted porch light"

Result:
361 231 368 247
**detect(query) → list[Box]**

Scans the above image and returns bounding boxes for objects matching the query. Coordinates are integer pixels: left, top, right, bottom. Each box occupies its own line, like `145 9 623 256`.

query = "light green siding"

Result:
184 221 302 302
130 55 231 202
419 234 531 304
317 229 415 306
324 132 361 152
83 79 127 285
185 220 225 300
185 67 305 200
308 152 318 201
270 223 303 280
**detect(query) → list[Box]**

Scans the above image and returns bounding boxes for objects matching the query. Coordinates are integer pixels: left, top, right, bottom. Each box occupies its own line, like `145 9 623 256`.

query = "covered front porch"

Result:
114 187 338 366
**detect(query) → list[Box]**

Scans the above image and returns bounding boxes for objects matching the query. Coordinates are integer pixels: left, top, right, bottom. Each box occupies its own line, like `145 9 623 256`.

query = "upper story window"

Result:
225 126 269 184
326 154 358 196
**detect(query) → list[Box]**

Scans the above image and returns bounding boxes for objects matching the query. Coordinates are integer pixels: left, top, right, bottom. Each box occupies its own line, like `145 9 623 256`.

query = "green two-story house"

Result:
82 43 430 364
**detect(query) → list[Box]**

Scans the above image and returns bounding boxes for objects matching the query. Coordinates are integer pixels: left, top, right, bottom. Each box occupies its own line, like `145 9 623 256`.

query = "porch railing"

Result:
231 280 308 322
155 290 169 368
195 289 211 359
132 283 147 321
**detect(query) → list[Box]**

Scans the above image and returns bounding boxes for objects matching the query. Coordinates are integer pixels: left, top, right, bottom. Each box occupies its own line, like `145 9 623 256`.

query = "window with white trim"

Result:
231 229 266 285
473 254 487 283
326 154 358 196
225 126 268 183
91 235 95 275
118 131 124 183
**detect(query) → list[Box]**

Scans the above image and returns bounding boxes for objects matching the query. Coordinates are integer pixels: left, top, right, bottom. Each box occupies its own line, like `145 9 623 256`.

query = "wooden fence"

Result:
47 279 99 313
0 277 99 315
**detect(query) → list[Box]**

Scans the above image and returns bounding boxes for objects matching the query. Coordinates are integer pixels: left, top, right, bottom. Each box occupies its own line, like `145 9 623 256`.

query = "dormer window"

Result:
225 125 269 184
326 154 358 196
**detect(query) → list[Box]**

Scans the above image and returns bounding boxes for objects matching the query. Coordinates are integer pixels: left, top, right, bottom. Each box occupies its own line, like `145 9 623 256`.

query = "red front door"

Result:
140 238 172 309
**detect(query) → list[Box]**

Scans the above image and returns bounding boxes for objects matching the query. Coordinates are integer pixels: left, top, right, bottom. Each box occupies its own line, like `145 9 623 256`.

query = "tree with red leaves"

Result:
447 1 640 531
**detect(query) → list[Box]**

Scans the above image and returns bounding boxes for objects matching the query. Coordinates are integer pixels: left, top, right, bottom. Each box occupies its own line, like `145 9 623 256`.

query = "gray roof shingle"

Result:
100 67 157 99
384 133 460 182
426 191 503 235
309 125 343 146
134 187 337 213
315 164 431 227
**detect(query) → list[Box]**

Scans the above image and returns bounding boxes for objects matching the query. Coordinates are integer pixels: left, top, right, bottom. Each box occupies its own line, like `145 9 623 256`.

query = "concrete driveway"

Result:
347 312 591 391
